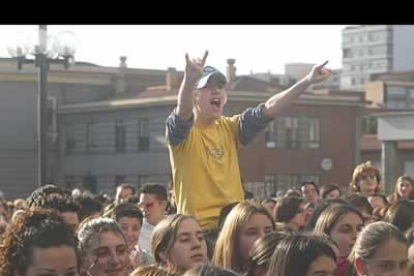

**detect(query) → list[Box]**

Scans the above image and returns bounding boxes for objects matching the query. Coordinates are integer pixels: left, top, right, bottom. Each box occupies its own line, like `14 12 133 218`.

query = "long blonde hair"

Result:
151 214 203 273
212 201 275 273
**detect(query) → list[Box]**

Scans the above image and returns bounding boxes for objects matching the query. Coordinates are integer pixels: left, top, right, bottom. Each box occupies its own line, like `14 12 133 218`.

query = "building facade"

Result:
341 25 414 91
0 57 368 199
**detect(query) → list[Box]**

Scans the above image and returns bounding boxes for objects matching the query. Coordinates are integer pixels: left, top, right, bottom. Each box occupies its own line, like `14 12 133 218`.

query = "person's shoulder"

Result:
218 115 239 124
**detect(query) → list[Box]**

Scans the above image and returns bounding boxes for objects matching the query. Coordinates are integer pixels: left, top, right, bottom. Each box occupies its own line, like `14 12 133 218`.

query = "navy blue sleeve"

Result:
166 109 194 147
239 103 273 146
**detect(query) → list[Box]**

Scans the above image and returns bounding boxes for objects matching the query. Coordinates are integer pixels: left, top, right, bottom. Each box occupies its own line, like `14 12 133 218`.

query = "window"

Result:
47 97 57 142
371 59 388 70
363 116 377 134
369 30 386 42
386 86 408 109
265 174 320 196
86 123 97 149
370 45 386 55
66 124 76 150
343 48 352 58
266 116 320 149
115 120 126 152
138 118 149 151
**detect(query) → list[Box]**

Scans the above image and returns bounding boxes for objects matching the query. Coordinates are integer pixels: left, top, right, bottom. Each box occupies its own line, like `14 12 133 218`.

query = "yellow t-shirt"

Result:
168 115 244 230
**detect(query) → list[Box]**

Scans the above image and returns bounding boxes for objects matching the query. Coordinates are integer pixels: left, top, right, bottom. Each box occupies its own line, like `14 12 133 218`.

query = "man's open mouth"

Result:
210 98 221 108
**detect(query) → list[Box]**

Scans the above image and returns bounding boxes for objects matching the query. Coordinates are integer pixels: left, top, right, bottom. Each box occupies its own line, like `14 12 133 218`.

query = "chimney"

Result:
226 58 236 84
115 56 127 94
166 67 177 91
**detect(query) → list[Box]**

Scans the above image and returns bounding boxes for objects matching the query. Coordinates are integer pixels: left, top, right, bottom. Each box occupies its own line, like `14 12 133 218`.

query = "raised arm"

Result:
176 51 209 121
263 61 332 118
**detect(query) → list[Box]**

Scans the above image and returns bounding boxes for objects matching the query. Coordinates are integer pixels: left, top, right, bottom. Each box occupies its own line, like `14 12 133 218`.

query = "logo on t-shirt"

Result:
208 148 224 160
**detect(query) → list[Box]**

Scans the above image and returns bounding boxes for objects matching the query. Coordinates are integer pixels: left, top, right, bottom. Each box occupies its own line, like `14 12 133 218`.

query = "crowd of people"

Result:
0 162 413 276
0 52 413 276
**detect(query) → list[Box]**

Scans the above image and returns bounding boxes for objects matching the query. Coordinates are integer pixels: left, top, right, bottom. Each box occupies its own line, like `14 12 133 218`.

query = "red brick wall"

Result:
229 101 360 190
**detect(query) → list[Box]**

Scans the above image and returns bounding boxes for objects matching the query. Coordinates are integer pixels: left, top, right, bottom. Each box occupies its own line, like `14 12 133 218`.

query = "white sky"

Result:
0 25 348 75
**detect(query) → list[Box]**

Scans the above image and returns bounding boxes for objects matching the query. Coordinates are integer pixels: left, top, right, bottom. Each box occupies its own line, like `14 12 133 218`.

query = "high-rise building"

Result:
341 25 414 90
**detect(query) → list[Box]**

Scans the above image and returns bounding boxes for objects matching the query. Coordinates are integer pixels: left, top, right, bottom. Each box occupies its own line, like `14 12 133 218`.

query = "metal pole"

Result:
37 25 48 187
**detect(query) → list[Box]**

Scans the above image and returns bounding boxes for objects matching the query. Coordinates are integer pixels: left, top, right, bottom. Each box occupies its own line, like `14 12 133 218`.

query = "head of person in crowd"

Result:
94 193 112 207
273 196 306 231
367 193 389 211
346 195 373 224
266 234 337 276
123 195 141 205
284 188 302 198
56 197 81 234
184 264 241 276
115 183 136 205
303 198 349 232
139 183 168 226
217 202 239 233
303 200 315 224
77 217 131 276
192 64 228 122
77 196 103 222
260 198 277 216
383 199 414 234
350 221 408 276
213 202 275 274
300 181 321 204
350 161 381 196
21 194 81 235
244 190 255 200
111 203 144 252
166 187 178 216
0 208 79 276
151 214 208 274
313 205 364 265
25 184 65 209
320 184 342 200
130 265 177 276
247 231 291 276
390 174 414 203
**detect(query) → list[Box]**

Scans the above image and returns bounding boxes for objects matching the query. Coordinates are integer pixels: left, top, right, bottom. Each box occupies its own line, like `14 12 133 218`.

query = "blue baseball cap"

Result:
196 66 227 89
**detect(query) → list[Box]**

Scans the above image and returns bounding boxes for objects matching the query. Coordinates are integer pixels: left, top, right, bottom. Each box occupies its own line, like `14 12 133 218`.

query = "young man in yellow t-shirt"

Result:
166 51 331 231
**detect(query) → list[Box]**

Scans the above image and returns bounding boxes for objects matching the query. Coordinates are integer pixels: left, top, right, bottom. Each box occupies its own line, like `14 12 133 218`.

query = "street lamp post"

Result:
7 25 79 187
